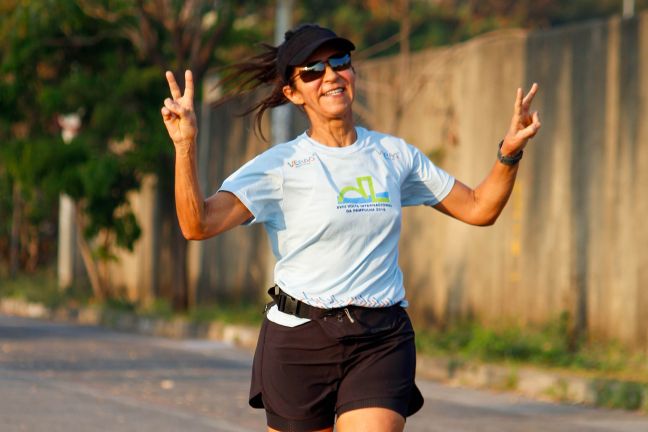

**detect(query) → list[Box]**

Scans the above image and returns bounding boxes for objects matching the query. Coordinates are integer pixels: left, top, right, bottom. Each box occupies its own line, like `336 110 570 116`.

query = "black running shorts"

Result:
249 305 424 431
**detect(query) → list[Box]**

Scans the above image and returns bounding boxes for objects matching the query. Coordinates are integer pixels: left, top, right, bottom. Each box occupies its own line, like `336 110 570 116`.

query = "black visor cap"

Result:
277 25 355 82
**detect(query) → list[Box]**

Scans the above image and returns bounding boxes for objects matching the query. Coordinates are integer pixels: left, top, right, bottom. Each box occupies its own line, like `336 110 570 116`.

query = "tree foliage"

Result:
0 1 157 285
0 0 271 306
296 0 648 58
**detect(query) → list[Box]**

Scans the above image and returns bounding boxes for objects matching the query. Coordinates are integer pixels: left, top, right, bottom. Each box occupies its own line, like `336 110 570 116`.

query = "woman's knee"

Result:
336 407 405 432
267 428 333 432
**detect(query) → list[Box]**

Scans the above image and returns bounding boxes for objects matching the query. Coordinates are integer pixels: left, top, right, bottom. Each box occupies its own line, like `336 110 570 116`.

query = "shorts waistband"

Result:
265 285 399 320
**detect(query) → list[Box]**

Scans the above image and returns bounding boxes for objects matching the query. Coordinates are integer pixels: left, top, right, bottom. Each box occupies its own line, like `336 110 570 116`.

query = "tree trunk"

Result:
9 182 22 278
172 222 189 311
98 230 113 298
74 203 105 301
25 226 40 273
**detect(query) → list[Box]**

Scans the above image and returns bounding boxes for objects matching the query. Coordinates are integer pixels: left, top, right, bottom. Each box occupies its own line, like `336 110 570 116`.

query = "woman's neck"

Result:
307 120 357 147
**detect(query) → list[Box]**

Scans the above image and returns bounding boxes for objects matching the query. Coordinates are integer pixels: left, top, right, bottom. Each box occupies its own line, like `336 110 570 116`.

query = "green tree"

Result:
0 0 150 299
294 0 648 58
1 0 271 308
71 0 270 310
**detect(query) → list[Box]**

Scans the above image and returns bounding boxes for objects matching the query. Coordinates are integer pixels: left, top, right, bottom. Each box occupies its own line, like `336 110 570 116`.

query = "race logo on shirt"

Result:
337 176 392 214
338 176 389 203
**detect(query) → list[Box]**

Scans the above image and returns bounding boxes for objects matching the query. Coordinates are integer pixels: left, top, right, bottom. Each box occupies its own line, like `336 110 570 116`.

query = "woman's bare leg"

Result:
268 427 333 432
336 407 405 432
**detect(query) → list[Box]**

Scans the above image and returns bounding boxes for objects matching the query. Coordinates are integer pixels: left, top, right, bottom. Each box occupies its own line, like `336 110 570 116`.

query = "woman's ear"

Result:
283 84 304 105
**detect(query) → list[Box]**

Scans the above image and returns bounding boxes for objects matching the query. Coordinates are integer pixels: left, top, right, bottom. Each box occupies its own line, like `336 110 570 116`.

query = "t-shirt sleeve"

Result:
400 144 455 207
218 151 283 225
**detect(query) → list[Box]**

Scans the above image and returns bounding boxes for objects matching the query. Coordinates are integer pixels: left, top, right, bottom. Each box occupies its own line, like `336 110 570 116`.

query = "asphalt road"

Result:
1 314 648 432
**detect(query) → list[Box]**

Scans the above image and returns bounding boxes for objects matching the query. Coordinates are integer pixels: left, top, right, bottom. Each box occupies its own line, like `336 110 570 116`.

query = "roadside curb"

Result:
417 356 648 413
0 298 260 350
2 298 646 413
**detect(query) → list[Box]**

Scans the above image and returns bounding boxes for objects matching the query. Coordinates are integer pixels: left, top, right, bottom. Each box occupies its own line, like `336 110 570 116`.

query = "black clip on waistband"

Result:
266 285 326 319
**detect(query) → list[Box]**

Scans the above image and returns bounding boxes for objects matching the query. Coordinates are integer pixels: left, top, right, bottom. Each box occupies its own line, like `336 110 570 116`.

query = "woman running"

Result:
161 23 540 432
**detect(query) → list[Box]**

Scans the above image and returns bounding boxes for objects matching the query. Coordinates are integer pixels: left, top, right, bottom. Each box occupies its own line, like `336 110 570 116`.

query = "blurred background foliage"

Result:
1 0 646 298
297 0 648 57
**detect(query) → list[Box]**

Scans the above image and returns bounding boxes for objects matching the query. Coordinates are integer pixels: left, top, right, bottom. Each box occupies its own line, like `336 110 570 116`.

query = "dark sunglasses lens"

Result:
299 62 326 82
297 54 352 82
329 54 351 71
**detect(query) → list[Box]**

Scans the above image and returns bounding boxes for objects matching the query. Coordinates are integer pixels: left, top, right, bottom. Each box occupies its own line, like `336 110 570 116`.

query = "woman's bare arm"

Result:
433 84 541 226
161 70 252 240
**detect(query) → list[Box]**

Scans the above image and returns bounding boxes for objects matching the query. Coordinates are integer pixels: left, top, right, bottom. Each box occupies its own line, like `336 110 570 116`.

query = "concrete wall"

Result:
356 14 648 348
113 13 648 348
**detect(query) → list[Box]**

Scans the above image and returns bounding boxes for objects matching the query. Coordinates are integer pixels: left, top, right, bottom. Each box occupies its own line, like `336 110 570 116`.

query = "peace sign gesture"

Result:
501 83 541 156
161 70 197 153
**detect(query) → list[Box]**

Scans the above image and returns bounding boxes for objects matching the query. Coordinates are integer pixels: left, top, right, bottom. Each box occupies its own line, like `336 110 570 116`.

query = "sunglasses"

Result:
293 53 352 83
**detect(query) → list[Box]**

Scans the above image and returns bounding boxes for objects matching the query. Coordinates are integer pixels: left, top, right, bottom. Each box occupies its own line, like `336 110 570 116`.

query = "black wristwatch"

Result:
497 140 523 166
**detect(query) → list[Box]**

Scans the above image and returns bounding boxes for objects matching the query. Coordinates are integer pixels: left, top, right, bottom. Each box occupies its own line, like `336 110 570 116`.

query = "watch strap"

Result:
497 140 523 165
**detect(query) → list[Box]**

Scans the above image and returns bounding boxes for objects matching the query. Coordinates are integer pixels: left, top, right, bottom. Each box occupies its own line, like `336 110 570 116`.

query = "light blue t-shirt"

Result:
219 127 455 326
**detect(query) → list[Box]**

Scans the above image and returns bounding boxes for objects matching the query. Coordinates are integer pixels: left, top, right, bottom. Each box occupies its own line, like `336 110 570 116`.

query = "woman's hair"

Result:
216 24 354 141
217 40 292 141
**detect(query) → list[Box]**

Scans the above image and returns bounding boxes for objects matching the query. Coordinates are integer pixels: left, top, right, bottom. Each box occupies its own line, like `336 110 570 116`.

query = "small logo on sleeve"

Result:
375 150 400 160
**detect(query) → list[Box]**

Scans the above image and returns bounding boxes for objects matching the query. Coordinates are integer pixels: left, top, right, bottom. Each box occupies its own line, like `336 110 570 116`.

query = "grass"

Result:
0 268 263 326
187 302 264 326
132 298 263 325
414 315 648 382
0 267 92 309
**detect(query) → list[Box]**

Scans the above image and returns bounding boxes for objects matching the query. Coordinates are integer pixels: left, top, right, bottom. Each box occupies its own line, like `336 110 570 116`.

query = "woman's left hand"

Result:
501 83 541 156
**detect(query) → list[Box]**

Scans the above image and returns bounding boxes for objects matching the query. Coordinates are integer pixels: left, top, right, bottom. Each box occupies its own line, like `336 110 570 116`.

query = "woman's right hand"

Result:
161 70 198 154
